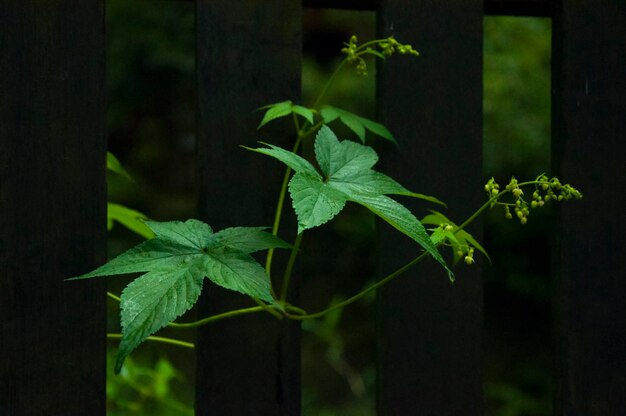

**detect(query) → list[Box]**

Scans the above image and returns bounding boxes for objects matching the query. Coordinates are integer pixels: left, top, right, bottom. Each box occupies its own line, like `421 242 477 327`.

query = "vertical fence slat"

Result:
195 1 302 414
552 1 626 414
0 2 106 414
376 1 484 414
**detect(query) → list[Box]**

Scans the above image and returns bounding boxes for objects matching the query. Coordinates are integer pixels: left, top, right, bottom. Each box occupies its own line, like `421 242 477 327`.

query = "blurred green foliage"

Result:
107 349 193 415
106 2 553 414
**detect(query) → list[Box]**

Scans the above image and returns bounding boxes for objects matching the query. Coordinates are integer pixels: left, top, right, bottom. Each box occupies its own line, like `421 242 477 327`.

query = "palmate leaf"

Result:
257 100 315 129
248 125 452 279
69 219 289 373
320 106 395 144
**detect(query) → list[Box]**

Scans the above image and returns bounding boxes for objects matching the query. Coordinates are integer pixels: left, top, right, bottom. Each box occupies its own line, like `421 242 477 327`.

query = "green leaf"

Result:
107 152 134 182
69 219 288 372
242 142 321 178
117 263 204 373
250 125 452 278
257 100 293 129
257 100 315 129
107 202 155 239
320 106 396 144
422 210 491 264
346 193 451 278
208 226 292 253
289 172 347 233
292 105 315 125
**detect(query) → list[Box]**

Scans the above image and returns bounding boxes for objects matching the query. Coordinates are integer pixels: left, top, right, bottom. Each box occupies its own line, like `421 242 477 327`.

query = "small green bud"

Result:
531 201 538 208
520 217 527 225
505 212 513 220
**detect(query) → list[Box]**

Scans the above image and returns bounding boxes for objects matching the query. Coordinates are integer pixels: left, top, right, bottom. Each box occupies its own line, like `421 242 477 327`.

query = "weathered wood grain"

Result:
376 1 484 414
195 1 302 414
0 2 106 414
552 1 626 414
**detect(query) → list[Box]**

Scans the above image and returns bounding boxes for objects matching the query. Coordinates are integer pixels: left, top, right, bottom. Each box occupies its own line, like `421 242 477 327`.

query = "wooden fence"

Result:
1 0 625 414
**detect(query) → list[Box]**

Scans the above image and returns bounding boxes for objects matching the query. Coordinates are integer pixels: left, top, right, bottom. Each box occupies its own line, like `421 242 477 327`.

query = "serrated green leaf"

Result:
319 106 341 123
107 202 155 239
292 105 315 125
289 172 346 233
257 100 316 129
358 117 395 143
339 112 366 142
249 126 451 278
257 100 293 129
321 106 396 144
203 249 274 303
107 152 134 182
346 193 451 278
243 143 321 179
144 219 213 248
69 219 288 372
208 226 292 253
314 126 377 178
117 263 204 373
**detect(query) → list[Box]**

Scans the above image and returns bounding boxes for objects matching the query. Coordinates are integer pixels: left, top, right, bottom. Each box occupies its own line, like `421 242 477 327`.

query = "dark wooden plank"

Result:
304 0 379 10
375 1 484 414
485 0 552 16
0 2 106 415
195 1 302 414
303 0 552 16
552 1 626 414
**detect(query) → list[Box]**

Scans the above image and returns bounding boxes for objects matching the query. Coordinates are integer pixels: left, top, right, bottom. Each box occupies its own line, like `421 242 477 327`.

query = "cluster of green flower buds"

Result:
341 35 368 75
462 247 475 265
341 35 419 76
379 36 420 57
484 174 582 225
505 177 530 224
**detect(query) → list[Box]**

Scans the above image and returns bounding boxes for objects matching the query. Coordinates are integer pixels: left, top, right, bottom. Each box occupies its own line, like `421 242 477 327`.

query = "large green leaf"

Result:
250 125 452 278
119 263 204 373
69 219 287 372
320 106 395 144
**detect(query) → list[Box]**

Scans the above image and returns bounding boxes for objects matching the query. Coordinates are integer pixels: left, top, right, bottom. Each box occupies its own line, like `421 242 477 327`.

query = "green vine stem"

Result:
107 333 194 349
264 121 322 277
168 306 264 329
287 250 430 321
107 291 121 302
279 232 303 302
